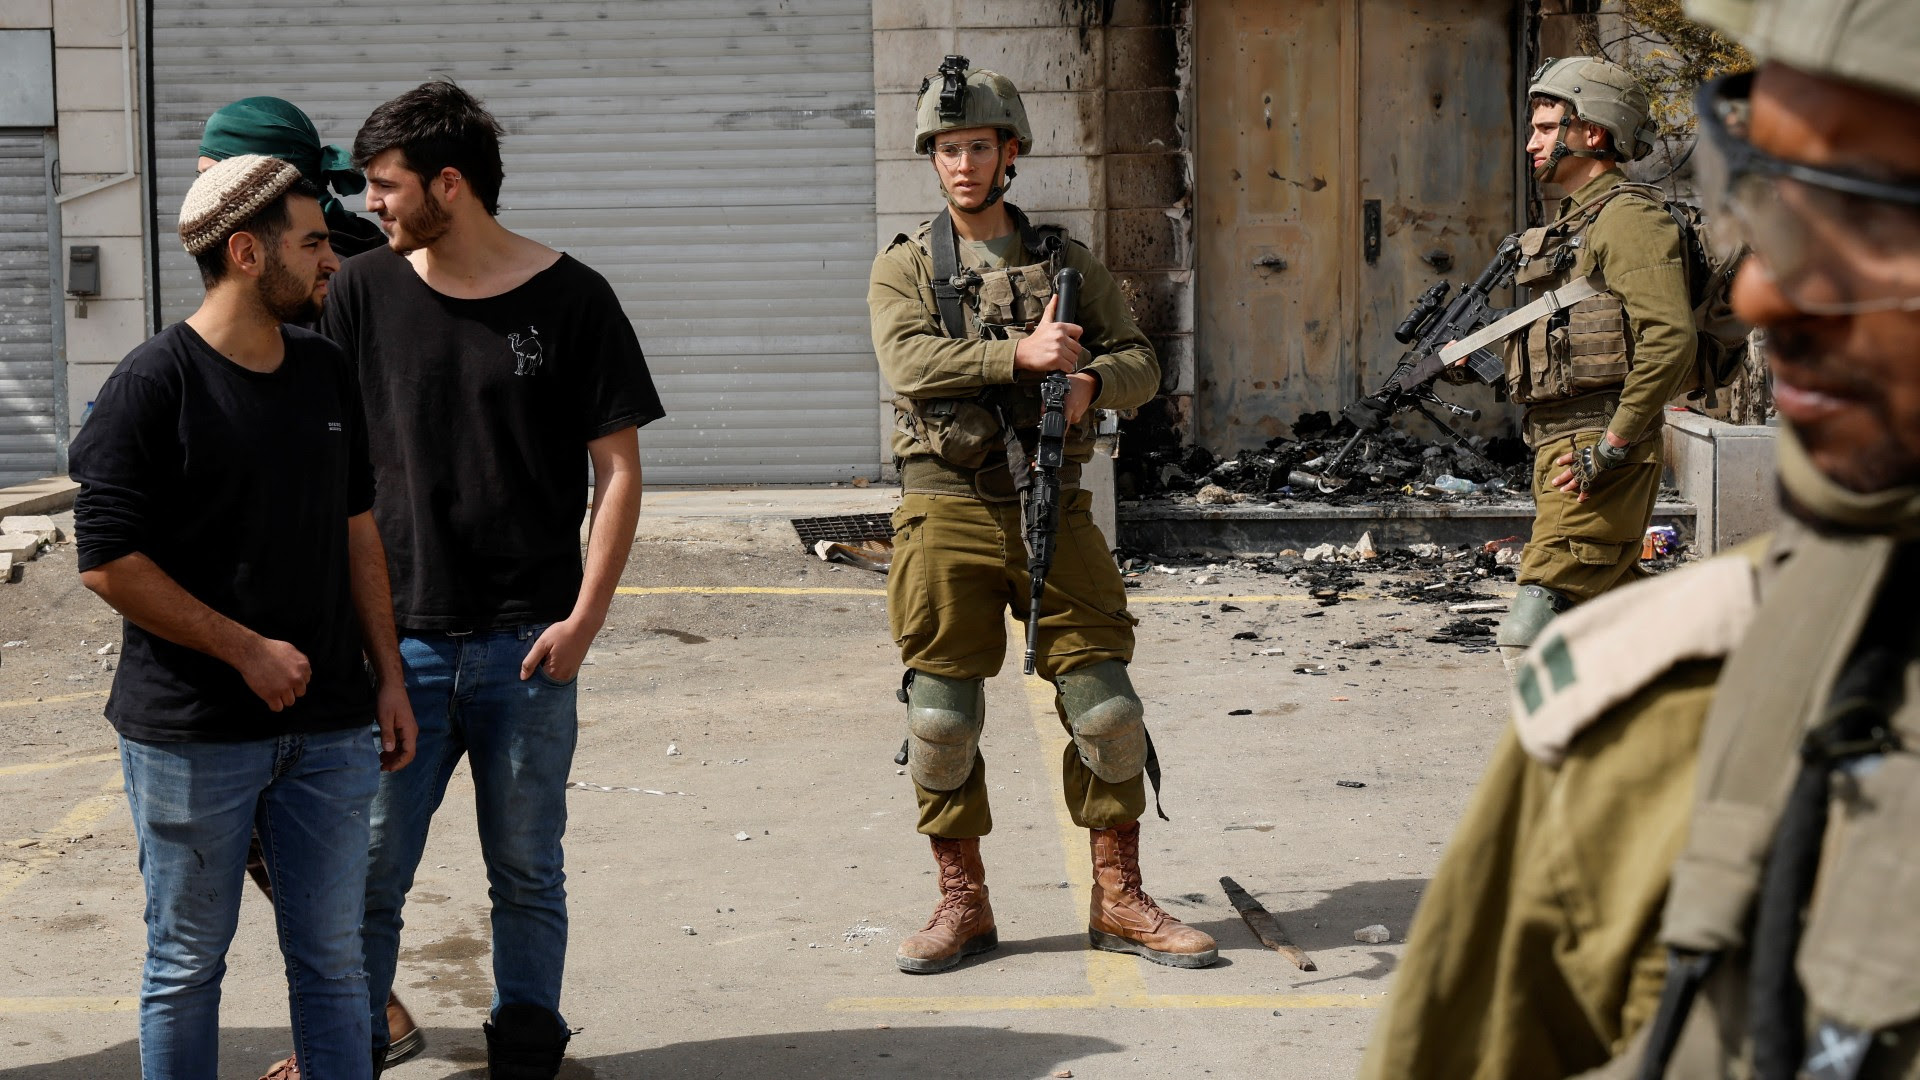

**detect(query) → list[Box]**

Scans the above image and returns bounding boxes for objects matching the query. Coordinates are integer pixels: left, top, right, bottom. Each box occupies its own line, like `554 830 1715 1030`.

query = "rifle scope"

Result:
1394 282 1451 344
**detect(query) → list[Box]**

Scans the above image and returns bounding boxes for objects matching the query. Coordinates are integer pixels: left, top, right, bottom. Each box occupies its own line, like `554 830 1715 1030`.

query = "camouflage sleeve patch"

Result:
1511 554 1760 767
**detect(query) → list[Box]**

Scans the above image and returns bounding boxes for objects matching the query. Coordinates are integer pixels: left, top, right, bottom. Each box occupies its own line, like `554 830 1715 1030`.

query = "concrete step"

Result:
1117 496 1696 555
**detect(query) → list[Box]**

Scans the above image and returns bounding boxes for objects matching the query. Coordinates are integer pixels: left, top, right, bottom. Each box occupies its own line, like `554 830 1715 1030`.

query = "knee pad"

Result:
1496 584 1572 650
905 671 986 791
1056 660 1147 784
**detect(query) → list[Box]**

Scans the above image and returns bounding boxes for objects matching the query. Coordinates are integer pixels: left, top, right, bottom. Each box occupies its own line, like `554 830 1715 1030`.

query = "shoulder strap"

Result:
927 209 969 339
1008 204 1067 272
1437 275 1606 365
1510 548 1764 767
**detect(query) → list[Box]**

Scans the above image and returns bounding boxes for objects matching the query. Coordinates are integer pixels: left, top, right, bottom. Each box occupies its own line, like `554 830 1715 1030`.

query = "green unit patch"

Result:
1542 636 1578 692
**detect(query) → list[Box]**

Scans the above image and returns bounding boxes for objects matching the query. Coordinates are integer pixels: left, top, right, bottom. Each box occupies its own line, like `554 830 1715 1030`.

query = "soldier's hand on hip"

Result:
1551 432 1630 502
1014 294 1085 376
238 637 313 712
1065 371 1099 425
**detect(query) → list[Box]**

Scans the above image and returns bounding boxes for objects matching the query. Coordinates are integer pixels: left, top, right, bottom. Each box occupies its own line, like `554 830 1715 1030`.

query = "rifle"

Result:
1023 266 1080 676
1310 235 1524 491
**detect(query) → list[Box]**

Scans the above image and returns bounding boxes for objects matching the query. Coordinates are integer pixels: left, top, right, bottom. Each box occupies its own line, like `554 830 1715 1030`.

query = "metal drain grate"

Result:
790 513 895 552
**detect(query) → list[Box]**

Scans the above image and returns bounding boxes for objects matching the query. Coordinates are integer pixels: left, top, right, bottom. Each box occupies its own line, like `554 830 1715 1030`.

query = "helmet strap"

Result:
947 154 1015 214
1534 117 1615 183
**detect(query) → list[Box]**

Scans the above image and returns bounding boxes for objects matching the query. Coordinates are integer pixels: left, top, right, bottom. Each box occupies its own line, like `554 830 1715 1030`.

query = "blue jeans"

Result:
362 626 577 1046
120 727 380 1080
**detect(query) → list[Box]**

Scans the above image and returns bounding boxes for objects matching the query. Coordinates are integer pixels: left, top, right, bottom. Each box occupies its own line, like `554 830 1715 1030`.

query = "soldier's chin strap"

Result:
945 158 1016 213
1534 115 1618 183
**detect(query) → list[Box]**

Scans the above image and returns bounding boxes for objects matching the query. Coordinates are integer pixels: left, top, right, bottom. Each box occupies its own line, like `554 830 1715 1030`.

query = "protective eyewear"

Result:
932 139 1003 164
1694 71 1920 314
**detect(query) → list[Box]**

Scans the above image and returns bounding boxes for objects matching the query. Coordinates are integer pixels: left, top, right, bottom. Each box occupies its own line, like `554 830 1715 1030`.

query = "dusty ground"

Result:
0 488 1515 1079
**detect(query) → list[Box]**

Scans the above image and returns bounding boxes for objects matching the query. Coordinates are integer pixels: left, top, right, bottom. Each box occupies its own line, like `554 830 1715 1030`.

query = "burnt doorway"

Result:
1193 0 1517 454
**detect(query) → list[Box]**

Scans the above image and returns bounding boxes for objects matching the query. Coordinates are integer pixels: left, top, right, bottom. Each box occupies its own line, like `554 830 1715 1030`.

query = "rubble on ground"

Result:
0 516 64 584
1132 412 1532 501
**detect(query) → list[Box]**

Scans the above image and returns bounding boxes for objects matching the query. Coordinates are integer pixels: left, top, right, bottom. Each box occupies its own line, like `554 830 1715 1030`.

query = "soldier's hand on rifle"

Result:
1551 431 1631 502
1064 371 1098 425
1014 294 1086 377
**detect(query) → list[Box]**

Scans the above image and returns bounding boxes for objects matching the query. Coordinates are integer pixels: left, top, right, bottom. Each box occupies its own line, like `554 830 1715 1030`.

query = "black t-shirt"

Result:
69 323 376 742
319 248 663 630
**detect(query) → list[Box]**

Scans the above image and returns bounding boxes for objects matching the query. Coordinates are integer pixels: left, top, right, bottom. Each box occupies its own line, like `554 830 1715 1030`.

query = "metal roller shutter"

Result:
150 0 881 484
0 133 55 487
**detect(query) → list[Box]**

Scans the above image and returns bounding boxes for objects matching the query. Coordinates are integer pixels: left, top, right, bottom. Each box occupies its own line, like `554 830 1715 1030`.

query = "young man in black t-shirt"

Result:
321 81 663 1078
70 155 416 1080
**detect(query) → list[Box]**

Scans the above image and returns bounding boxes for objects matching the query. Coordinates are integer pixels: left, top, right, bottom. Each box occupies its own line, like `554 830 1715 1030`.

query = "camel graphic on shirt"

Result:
507 328 545 376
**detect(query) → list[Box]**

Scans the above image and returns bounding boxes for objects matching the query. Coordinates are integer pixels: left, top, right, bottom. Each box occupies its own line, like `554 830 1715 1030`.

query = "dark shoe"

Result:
1088 821 1218 968
484 1003 570 1080
895 836 997 974
385 993 426 1067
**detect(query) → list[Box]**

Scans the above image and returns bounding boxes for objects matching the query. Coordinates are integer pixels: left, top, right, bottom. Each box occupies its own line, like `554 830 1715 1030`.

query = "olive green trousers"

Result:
1518 430 1663 604
888 489 1145 838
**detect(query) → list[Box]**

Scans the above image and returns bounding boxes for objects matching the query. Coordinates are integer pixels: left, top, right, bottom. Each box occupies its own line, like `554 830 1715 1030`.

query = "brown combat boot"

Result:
895 836 997 973
1087 821 1218 968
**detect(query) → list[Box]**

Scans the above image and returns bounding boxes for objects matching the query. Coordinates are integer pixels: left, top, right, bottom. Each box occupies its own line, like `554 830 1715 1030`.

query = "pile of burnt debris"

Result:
1133 412 1533 501
1120 537 1522 607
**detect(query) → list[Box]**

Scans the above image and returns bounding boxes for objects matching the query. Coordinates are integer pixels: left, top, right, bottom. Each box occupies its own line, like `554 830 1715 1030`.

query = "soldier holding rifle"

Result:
866 58 1216 975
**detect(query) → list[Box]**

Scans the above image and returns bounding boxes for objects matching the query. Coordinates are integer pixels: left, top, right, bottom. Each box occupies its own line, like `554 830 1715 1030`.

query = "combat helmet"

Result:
1528 56 1658 179
1685 0 1920 103
914 56 1032 210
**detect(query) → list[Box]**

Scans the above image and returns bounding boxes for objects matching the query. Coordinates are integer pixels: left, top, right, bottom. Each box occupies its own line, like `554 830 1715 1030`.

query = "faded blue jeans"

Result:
120 726 380 1080
361 626 577 1048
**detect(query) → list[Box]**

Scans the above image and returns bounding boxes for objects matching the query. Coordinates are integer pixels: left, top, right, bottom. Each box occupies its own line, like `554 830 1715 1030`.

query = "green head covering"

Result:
198 97 366 218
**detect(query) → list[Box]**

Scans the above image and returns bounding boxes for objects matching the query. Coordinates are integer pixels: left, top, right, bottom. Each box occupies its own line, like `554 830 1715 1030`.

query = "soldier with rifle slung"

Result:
1491 58 1700 672
867 58 1216 975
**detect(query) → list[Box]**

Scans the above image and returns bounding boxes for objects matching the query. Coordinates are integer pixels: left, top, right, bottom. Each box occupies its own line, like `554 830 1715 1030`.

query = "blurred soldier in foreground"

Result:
1362 1 1920 1077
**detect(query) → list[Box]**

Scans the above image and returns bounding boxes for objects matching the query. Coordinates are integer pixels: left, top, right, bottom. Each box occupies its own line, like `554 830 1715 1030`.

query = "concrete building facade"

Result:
1 0 1553 489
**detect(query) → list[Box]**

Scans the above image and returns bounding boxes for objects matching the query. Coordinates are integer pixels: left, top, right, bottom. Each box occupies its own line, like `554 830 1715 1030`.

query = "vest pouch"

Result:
975 270 1019 326
973 264 1056 333
1797 744 1920 1034
892 395 1004 470
1514 226 1560 288
1516 317 1569 403
1563 294 1632 394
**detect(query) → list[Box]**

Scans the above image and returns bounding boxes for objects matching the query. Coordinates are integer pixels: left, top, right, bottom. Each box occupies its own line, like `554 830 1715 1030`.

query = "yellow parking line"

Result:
0 995 137 1014
831 991 1379 1012
612 585 1348 605
0 751 117 777
0 689 110 711
1021 671 1151 1003
616 585 885 597
0 778 125 907
830 625 1376 1015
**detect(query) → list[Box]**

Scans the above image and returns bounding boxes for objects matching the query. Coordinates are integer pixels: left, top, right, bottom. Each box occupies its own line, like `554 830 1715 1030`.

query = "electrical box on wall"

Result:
69 246 101 318
68 246 101 295
0 31 55 127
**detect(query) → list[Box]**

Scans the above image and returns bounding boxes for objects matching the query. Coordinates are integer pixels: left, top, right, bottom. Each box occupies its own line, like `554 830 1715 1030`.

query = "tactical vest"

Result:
1505 184 1666 424
890 206 1096 499
1650 531 1920 1077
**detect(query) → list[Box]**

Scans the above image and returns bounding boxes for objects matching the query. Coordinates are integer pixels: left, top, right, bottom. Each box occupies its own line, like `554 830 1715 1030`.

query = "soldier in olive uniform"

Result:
1362 2 1920 1077
867 59 1216 975
1494 58 1700 671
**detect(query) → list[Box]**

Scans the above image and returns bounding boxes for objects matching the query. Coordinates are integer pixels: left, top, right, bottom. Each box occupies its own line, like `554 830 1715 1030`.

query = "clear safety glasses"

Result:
1694 71 1920 314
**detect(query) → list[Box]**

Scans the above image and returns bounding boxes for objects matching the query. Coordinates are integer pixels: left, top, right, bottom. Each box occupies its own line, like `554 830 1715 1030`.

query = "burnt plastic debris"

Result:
1135 411 1529 500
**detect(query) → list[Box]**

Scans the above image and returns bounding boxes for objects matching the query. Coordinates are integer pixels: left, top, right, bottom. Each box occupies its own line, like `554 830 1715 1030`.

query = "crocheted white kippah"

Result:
179 154 303 256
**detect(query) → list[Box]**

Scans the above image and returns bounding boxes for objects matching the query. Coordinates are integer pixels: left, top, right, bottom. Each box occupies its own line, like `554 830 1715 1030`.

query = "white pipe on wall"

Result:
54 0 137 205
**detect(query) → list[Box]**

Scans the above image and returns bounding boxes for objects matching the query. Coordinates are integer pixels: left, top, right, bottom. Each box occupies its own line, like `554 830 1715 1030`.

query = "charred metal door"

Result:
1194 0 1516 454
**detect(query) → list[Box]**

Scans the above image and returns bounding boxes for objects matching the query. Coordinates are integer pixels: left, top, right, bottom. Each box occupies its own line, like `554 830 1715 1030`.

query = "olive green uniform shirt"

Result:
1558 171 1698 445
867 220 1160 467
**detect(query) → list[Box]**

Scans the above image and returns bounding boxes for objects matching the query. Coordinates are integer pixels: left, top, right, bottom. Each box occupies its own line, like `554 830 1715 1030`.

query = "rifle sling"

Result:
1436 274 1604 366
928 209 970 339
